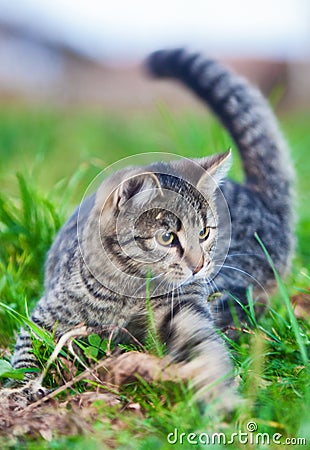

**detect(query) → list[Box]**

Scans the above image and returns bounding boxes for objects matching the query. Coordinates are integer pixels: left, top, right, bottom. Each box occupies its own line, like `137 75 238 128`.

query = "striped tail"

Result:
146 49 294 214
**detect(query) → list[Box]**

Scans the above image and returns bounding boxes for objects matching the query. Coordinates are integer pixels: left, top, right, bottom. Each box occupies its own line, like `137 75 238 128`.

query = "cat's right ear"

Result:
197 150 232 193
112 172 163 210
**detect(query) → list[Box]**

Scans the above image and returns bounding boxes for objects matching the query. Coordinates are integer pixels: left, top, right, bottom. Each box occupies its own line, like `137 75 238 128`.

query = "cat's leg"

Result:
0 378 47 408
1 326 49 407
159 302 238 411
2 295 61 404
11 327 39 373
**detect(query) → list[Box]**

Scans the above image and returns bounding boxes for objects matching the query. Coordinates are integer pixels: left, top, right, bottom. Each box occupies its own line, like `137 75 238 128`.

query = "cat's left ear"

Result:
114 172 163 209
196 150 232 193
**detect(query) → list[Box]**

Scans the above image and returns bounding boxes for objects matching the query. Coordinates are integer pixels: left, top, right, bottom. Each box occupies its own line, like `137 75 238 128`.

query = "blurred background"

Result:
0 0 309 111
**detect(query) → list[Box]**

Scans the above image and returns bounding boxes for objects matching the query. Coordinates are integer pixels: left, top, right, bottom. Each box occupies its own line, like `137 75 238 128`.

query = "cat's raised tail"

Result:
146 49 294 214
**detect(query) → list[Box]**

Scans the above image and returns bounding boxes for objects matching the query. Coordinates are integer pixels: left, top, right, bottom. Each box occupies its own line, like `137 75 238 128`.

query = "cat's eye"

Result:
156 231 176 246
199 226 210 241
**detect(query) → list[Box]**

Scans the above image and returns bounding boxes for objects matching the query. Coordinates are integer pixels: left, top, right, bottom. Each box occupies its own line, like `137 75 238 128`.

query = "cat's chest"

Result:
77 284 172 331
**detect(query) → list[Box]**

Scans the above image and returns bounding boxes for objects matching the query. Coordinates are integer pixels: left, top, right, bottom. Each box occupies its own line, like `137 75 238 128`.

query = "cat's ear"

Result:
196 150 232 193
113 172 163 209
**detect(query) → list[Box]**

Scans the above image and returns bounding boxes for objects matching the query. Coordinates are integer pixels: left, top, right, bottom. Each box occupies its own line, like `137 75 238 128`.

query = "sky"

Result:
0 0 309 62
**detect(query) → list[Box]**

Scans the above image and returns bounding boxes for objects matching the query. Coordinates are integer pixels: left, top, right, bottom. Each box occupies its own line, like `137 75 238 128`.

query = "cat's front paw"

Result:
21 381 49 403
177 352 239 413
0 381 49 409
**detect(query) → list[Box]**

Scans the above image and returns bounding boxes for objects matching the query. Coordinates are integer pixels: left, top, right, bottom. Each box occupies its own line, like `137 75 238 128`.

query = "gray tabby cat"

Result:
9 49 294 408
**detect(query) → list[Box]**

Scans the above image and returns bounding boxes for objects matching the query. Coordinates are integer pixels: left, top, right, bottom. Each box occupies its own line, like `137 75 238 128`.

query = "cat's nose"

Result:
184 249 204 275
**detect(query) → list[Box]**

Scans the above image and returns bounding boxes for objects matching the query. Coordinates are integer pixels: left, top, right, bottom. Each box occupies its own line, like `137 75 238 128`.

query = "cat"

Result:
6 49 294 409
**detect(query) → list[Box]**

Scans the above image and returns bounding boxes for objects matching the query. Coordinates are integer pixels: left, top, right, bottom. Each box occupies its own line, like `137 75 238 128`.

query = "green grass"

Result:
0 104 310 449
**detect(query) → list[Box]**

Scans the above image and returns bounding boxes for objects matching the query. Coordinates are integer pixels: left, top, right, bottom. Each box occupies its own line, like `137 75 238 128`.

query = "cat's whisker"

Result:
116 267 160 296
214 264 269 298
170 283 175 323
215 263 257 280
209 279 227 310
212 253 266 268
207 277 219 295
217 252 265 259
151 273 172 297
176 284 185 311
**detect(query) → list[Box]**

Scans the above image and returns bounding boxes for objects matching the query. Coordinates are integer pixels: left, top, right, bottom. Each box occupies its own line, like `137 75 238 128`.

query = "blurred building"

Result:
0 20 309 112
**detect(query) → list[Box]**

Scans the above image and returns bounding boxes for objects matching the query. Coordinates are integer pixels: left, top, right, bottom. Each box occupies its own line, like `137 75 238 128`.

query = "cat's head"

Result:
84 152 231 297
